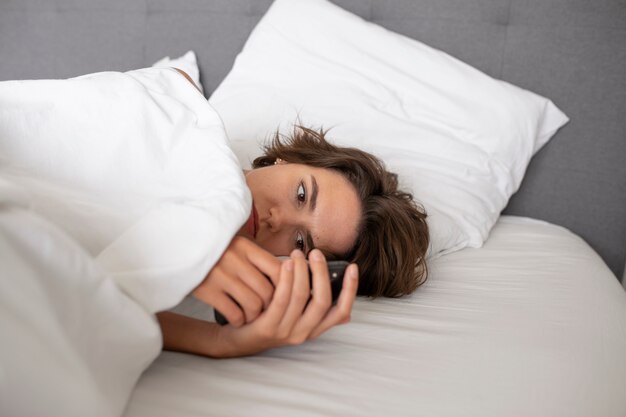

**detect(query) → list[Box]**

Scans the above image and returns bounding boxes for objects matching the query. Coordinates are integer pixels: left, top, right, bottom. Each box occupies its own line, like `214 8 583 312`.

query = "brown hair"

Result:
252 126 429 298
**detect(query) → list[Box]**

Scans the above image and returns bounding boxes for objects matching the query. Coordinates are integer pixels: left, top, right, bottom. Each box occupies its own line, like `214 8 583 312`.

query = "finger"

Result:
308 249 332 307
191 280 213 305
191 271 228 307
278 249 311 331
224 278 264 323
242 240 282 286
294 249 333 333
261 259 295 326
211 292 246 328
308 263 359 340
234 261 275 309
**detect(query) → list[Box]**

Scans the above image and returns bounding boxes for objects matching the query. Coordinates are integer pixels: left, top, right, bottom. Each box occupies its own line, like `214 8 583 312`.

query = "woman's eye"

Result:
297 182 306 204
295 232 305 251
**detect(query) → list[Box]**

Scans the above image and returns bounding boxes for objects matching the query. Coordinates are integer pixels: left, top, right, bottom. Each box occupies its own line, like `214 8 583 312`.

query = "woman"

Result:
158 122 429 358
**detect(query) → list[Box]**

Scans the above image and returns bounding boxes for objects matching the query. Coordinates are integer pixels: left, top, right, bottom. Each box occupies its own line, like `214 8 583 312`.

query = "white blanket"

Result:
0 68 250 417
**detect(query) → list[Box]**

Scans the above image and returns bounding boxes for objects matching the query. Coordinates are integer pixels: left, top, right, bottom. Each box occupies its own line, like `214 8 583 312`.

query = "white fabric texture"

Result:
0 183 161 417
0 68 250 416
124 216 626 417
152 50 204 92
209 0 570 257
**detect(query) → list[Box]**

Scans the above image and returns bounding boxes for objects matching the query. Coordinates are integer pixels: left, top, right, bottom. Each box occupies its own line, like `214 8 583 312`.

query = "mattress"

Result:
124 216 626 417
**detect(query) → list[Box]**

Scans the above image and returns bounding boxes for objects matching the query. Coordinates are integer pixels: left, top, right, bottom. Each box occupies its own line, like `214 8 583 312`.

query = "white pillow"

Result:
153 50 204 92
209 0 569 257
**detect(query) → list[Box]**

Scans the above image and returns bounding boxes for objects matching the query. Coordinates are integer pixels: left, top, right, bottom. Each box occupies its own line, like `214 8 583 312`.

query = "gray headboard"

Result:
1 0 624 280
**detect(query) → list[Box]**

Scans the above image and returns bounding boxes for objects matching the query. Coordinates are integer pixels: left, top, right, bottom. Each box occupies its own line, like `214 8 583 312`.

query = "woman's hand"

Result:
214 248 359 358
192 236 281 327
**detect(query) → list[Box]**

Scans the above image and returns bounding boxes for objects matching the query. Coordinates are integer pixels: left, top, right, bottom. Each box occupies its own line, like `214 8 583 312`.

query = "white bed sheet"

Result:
124 216 626 417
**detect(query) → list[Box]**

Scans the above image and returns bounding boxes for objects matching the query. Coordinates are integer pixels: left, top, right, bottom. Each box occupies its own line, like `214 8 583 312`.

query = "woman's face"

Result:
238 163 362 258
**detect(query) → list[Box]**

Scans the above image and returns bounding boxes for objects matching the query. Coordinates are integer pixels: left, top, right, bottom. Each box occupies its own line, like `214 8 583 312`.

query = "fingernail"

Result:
309 249 323 261
284 259 294 271
291 249 304 258
349 264 358 279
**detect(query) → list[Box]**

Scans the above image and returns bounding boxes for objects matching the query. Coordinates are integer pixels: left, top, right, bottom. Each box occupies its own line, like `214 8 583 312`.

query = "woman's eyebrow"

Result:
309 174 318 212
305 174 318 252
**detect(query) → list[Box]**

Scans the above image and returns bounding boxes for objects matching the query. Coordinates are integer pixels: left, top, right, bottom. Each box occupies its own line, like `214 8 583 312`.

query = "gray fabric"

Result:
1 0 624 279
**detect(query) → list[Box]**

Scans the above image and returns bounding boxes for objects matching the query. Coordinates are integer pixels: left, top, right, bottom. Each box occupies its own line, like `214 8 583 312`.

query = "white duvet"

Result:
0 68 250 417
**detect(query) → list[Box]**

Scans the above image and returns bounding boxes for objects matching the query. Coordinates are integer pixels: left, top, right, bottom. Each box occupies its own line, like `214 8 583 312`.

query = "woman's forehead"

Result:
305 166 361 256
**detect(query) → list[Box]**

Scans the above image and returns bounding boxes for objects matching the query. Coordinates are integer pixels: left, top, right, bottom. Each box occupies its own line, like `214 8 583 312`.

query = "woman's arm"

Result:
157 311 223 357
157 248 359 358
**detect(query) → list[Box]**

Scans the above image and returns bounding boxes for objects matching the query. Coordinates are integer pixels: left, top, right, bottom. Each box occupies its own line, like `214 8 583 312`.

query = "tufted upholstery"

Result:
1 0 624 279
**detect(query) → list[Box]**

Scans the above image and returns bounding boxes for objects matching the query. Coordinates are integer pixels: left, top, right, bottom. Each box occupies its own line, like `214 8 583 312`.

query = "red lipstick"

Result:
245 201 258 238
252 203 258 238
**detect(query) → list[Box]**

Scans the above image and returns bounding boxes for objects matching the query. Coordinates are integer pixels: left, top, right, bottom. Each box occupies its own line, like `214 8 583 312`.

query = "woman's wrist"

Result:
156 311 230 359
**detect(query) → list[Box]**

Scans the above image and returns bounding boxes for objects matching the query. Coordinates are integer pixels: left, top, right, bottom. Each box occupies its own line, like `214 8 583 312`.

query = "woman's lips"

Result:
252 203 259 238
245 202 258 238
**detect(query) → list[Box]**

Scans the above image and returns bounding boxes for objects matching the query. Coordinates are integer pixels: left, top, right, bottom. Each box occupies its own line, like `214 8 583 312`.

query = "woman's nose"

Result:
267 206 294 232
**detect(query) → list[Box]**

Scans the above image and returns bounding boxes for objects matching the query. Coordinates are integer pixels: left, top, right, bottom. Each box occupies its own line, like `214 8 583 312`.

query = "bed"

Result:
127 217 625 417
1 0 625 416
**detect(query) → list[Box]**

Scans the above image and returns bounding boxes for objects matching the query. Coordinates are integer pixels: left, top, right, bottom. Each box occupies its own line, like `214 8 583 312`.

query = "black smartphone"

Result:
214 260 350 326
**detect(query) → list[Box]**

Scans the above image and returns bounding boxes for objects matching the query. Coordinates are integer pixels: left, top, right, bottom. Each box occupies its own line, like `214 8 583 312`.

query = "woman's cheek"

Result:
257 235 289 257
